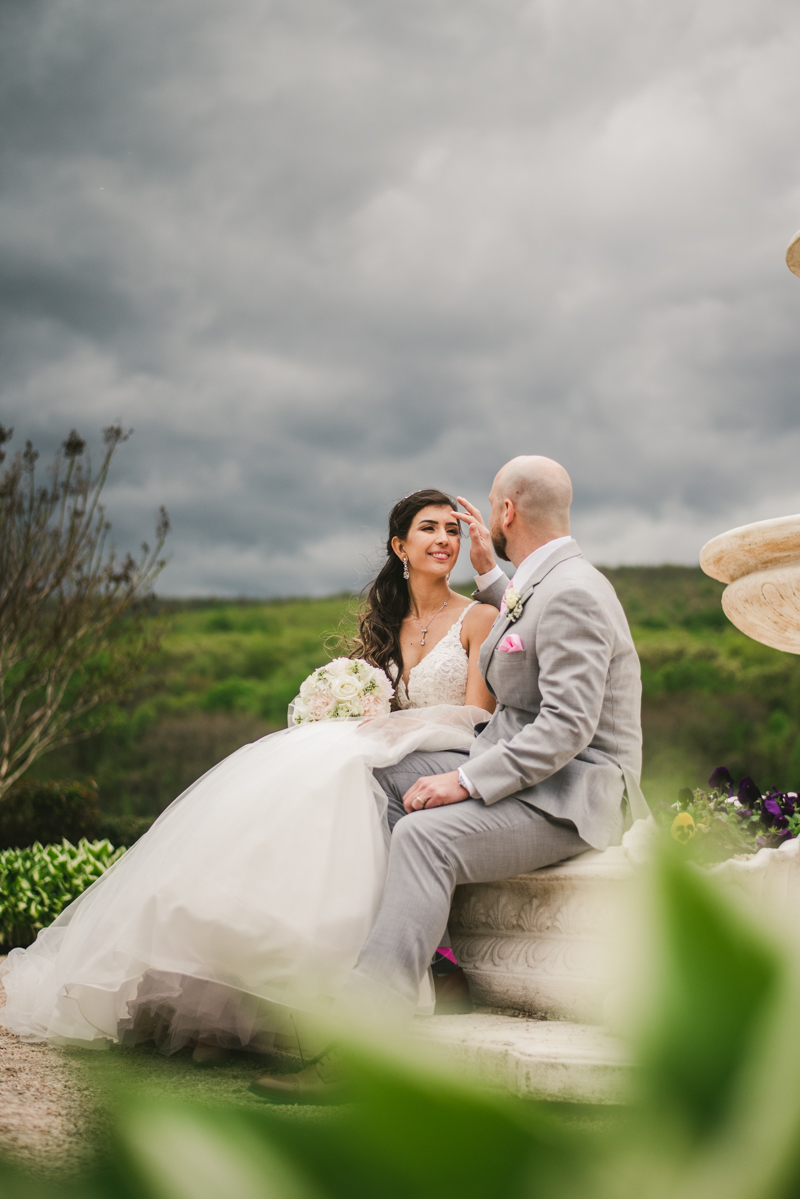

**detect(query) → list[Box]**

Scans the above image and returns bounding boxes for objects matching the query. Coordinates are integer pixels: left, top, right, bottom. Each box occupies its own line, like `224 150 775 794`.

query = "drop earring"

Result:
402 557 409 580
446 573 451 583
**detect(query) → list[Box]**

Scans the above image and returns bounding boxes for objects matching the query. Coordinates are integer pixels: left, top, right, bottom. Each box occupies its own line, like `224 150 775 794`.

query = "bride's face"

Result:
393 506 460 581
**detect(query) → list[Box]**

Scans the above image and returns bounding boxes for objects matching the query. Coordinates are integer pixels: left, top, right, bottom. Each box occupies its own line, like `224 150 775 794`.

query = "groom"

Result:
252 454 647 1101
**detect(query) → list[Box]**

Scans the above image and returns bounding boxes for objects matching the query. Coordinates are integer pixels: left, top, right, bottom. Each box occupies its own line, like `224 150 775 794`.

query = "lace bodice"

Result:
393 603 477 709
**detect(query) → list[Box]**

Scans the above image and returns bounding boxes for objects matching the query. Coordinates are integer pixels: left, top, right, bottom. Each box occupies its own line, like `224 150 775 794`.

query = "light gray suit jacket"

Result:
467 539 648 850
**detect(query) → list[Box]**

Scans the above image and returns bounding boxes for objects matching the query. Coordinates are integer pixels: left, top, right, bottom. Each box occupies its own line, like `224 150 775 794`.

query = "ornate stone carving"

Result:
450 850 634 1024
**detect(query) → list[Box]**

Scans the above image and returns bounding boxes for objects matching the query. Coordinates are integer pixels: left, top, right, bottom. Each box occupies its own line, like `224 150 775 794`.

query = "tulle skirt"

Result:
0 706 484 1052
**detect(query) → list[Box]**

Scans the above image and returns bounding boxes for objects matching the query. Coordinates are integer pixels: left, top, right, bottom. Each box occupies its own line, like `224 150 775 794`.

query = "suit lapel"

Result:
480 540 584 670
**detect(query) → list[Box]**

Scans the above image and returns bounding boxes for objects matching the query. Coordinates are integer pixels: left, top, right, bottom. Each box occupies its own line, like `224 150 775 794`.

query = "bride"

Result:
0 489 497 1056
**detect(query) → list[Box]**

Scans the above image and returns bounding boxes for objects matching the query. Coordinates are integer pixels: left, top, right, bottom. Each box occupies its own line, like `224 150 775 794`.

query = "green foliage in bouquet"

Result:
3 848 800 1199
0 838 123 949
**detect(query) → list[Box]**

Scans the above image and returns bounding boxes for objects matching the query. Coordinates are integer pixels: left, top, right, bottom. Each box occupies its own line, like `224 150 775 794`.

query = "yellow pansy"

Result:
671 812 696 844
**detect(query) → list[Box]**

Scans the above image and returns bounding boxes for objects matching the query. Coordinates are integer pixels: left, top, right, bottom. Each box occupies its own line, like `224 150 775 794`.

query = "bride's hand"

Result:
403 770 469 813
452 497 496 576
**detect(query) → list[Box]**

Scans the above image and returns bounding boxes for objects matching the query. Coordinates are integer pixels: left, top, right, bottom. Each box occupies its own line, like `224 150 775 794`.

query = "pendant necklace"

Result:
409 599 448 646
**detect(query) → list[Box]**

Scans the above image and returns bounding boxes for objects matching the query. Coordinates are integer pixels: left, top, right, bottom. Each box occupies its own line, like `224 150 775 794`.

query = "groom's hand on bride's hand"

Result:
452 497 496 576
403 771 468 813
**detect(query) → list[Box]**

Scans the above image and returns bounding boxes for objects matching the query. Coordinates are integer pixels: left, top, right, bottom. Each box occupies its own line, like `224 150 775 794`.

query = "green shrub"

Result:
96 813 154 846
0 777 100 850
0 838 124 950
200 676 265 713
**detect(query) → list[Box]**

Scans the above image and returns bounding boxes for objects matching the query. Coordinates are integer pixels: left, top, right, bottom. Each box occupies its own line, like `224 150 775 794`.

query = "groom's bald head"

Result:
487 456 572 564
493 456 572 533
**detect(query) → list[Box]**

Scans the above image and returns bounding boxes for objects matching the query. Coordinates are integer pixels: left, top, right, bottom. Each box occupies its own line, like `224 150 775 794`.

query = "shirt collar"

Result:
510 536 574 592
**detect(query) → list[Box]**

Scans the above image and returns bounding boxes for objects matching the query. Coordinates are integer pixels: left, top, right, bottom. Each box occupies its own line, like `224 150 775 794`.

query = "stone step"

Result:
411 1011 630 1104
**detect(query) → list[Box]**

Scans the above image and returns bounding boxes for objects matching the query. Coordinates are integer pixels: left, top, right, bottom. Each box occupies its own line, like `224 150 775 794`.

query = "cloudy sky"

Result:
2 0 799 595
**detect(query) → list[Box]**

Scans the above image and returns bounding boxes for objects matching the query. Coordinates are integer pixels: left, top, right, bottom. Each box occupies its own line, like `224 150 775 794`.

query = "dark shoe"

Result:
192 1042 231 1067
249 1051 345 1105
434 966 472 1015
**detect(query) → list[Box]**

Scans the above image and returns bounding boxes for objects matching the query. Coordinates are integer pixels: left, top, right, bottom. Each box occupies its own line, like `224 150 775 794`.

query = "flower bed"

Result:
0 839 124 951
655 766 799 863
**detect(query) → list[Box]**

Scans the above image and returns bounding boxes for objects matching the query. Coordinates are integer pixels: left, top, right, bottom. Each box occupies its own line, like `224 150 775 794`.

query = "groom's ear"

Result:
502 498 517 529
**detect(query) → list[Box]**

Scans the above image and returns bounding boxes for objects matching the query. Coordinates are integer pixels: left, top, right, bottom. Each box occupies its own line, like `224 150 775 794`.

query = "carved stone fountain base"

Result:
450 848 634 1025
413 836 800 1102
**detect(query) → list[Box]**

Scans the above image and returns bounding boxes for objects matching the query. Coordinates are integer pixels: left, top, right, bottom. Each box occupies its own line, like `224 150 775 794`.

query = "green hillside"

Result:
32 568 800 817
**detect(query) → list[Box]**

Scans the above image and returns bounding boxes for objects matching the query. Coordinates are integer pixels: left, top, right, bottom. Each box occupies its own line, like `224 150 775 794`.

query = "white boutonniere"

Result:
503 586 523 622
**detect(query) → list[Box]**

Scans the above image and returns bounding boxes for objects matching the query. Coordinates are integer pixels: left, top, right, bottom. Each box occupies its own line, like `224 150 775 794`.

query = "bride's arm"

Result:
461 603 497 712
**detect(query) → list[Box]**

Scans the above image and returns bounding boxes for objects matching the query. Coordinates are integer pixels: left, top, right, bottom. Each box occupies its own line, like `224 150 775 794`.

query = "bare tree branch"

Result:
0 426 169 801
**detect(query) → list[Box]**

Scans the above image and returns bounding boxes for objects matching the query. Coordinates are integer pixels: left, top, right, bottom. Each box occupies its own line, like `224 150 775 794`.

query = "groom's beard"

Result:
491 528 510 562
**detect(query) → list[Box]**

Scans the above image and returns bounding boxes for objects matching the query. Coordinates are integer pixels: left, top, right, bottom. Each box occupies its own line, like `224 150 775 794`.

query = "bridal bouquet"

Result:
291 658 394 724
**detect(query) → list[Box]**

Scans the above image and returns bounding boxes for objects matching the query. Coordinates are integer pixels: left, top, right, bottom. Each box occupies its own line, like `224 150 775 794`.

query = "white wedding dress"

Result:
0 606 485 1052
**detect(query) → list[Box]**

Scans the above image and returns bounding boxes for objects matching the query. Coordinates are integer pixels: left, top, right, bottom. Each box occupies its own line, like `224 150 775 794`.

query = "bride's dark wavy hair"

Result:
351 489 458 697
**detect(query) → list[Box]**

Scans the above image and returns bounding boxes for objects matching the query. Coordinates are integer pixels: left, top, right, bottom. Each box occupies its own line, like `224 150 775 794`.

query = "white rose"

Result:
330 675 362 701
327 658 351 676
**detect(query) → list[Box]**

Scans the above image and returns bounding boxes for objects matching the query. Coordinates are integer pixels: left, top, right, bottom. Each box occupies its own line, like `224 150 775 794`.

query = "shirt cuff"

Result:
473 563 504 591
458 767 481 799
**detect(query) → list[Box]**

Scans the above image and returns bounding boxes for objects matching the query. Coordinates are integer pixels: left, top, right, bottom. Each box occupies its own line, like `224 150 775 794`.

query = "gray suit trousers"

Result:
337 749 589 1022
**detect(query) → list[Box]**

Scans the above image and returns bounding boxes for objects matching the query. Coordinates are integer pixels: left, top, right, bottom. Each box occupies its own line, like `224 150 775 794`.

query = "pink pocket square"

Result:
497 633 525 653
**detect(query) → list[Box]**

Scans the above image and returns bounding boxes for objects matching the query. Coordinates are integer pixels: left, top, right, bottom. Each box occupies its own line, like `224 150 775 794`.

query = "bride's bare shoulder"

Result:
461 599 497 645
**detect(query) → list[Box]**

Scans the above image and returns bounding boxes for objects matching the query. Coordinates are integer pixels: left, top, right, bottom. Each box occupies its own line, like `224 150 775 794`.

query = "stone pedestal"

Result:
450 848 634 1025
700 514 800 653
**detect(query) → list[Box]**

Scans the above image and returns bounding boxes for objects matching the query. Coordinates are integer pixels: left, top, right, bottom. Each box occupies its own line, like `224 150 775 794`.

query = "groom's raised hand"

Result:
403 771 468 813
451 497 496 576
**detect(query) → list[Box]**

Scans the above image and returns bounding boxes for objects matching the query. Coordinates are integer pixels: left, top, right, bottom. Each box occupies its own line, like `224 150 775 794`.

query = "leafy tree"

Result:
0 424 169 801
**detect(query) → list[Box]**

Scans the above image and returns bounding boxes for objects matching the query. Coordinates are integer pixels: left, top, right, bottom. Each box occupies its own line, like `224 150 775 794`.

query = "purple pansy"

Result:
761 796 789 830
738 776 762 806
709 766 735 794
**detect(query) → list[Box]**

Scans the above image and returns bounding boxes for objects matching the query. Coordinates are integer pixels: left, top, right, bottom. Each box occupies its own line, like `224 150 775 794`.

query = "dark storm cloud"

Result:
2 0 800 593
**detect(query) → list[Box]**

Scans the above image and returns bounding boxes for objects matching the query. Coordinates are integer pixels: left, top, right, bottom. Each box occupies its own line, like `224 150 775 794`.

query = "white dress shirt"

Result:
472 535 574 595
458 535 574 799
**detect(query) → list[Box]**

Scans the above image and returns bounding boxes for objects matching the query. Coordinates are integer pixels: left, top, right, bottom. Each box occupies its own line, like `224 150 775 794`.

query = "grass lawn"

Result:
70 1041 325 1113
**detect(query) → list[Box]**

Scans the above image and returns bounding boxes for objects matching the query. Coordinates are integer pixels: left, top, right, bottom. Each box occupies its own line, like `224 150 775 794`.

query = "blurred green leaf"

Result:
640 849 781 1141
113 1098 322 1199
234 1042 589 1199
